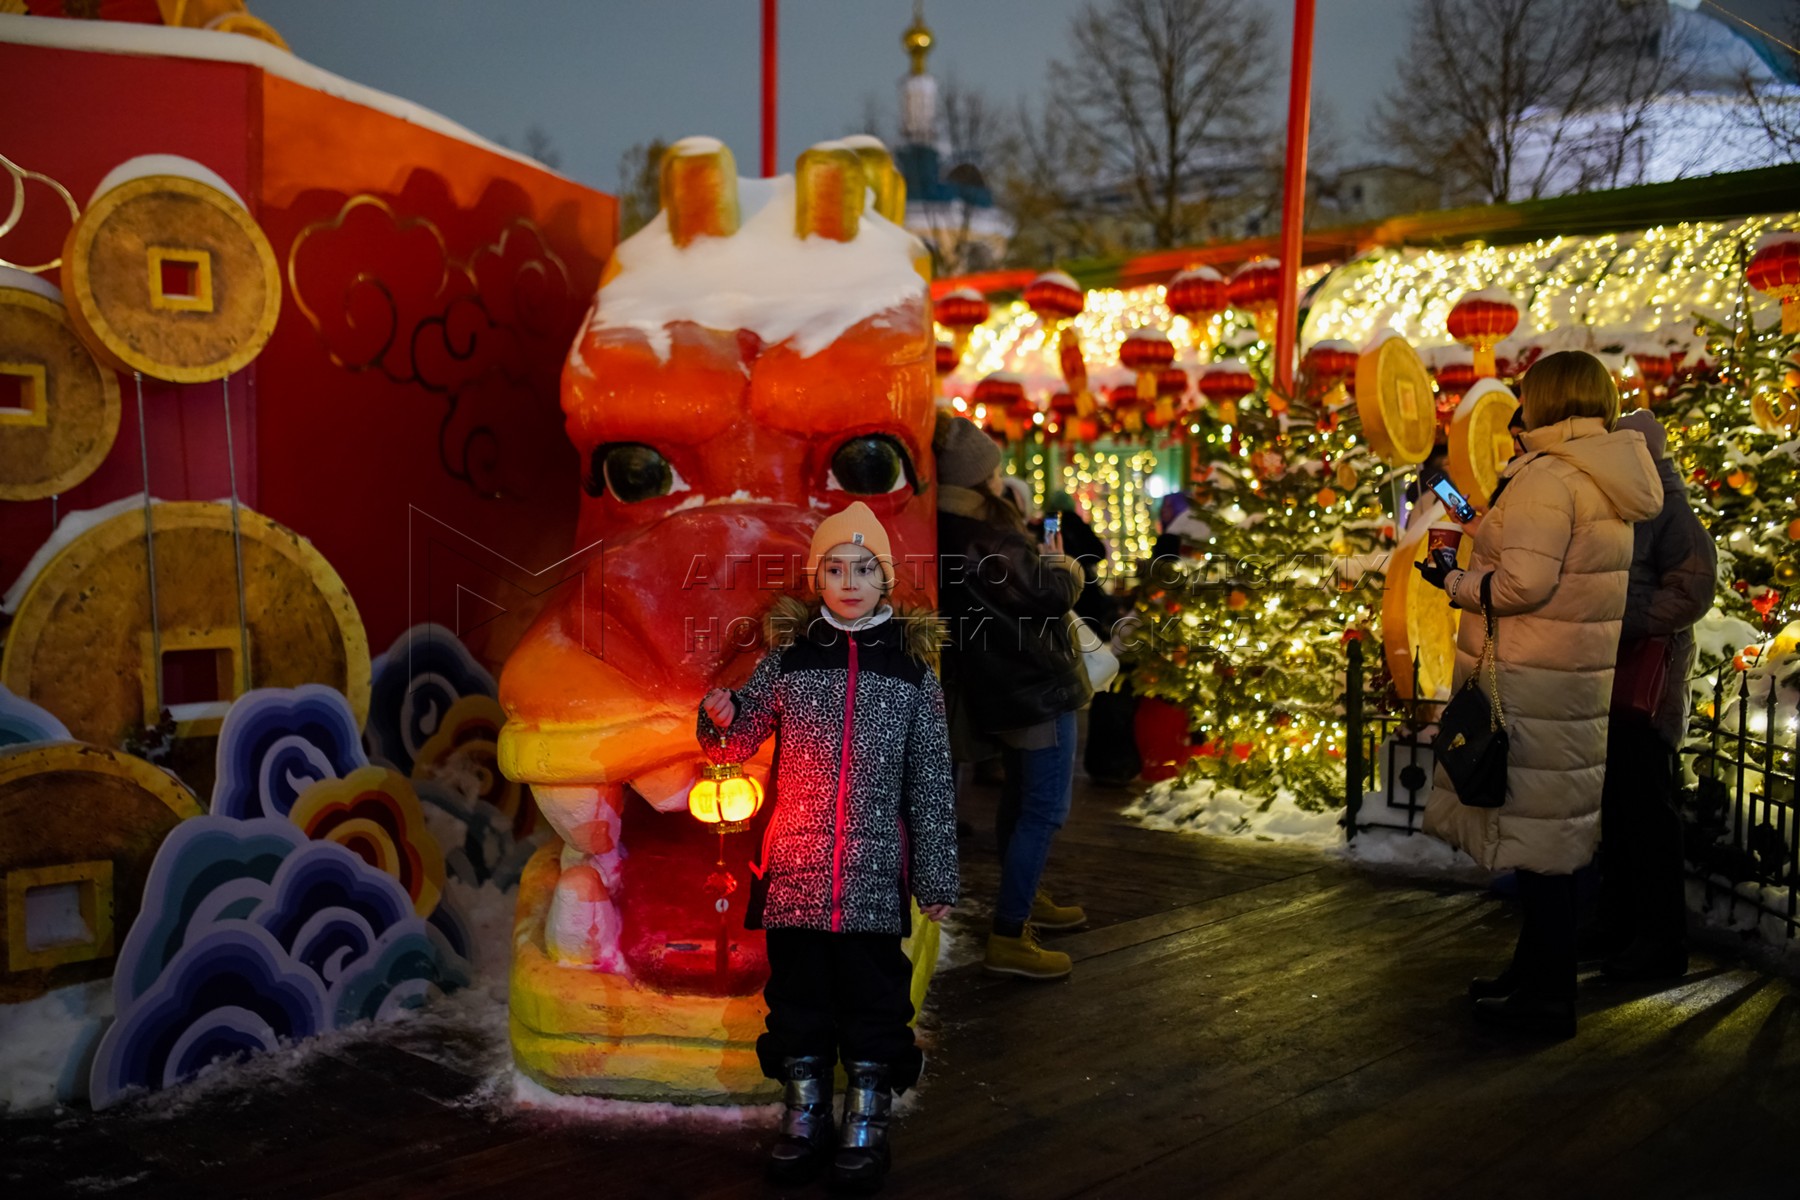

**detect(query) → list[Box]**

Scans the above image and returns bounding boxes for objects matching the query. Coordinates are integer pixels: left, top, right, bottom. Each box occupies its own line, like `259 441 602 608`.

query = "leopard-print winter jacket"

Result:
697 597 958 936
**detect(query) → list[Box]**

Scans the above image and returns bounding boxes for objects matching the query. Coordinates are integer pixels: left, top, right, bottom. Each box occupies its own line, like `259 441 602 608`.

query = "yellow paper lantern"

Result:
688 762 764 830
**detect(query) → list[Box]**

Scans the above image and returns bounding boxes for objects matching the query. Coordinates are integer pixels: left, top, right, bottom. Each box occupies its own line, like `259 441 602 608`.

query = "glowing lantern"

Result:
1166 265 1227 352
1303 339 1359 408
1024 270 1084 322
1227 259 1282 342
1198 359 1255 425
972 372 1029 438
1047 390 1081 442
934 339 959 377
1748 232 1800 335
1026 270 1090 414
1150 366 1189 429
1104 384 1144 436
1432 353 1477 424
1120 327 1176 410
934 287 989 360
1447 288 1521 378
689 762 764 829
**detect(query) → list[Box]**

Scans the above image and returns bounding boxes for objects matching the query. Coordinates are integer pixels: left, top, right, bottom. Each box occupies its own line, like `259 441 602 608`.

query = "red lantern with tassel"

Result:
1046 390 1081 442
935 287 990 364
1007 395 1040 442
1146 366 1189 433
973 372 1024 436
1227 259 1282 342
1026 270 1091 416
1104 383 1144 437
1431 349 1477 425
1303 339 1358 407
1166 265 1227 353
1120 327 1176 407
1198 359 1255 426
1748 232 1800 335
1447 288 1520 378
934 339 959 378
1024 270 1084 322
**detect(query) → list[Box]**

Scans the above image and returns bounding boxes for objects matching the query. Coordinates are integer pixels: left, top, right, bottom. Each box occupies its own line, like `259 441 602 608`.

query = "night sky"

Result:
251 0 1418 192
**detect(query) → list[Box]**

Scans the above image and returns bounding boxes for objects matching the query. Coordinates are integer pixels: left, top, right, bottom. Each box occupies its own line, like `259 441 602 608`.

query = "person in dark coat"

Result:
699 501 956 1191
1589 410 1716 979
934 415 1092 979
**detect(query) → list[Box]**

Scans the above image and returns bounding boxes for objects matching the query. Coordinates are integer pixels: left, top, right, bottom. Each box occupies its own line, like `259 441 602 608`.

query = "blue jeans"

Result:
994 710 1078 934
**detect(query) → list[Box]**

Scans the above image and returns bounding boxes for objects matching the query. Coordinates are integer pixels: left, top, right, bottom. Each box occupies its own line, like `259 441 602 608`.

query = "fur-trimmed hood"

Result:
763 595 942 670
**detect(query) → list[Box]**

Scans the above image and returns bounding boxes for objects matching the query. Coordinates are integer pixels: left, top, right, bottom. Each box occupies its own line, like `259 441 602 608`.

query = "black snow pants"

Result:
758 929 923 1092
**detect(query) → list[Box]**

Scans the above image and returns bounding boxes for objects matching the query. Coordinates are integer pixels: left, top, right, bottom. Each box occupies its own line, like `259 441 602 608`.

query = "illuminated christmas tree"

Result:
1661 308 1800 643
1127 322 1394 804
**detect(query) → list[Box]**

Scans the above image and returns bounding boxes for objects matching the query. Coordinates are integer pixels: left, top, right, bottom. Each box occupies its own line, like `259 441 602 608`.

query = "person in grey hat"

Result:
933 415 1092 980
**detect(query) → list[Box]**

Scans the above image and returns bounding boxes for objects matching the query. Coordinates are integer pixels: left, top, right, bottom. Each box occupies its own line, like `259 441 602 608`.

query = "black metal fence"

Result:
1341 637 1437 841
1339 637 1800 942
1681 666 1798 940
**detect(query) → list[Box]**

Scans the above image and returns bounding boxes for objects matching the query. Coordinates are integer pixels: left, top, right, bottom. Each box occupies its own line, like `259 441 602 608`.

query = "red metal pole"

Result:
761 0 778 177
1273 0 1316 396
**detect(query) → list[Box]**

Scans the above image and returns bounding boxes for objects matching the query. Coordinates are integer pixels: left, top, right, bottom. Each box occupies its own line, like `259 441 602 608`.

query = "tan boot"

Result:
983 927 1073 980
1029 889 1087 931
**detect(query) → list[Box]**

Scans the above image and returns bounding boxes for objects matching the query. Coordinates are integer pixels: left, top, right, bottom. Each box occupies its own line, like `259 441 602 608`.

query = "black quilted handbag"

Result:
1436 576 1508 809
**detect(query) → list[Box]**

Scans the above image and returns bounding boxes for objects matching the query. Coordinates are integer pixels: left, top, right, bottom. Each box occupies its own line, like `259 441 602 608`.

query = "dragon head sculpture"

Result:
498 137 935 1004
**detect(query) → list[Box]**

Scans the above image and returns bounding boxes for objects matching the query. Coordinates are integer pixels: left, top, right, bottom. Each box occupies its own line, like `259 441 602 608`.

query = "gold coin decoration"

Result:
1447 381 1519 515
0 742 202 1003
1355 336 1437 466
62 172 280 383
0 285 120 499
1381 531 1469 702
2 501 369 746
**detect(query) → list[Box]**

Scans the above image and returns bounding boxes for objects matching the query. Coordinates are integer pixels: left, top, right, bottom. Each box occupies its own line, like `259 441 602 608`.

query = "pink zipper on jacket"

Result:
830 634 860 932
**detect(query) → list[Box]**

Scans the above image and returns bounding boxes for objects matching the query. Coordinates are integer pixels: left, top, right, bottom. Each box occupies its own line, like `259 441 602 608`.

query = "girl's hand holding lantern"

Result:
702 688 736 728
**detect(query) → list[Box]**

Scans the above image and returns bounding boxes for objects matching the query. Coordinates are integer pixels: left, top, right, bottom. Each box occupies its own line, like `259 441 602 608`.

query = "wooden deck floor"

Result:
6 778 1798 1199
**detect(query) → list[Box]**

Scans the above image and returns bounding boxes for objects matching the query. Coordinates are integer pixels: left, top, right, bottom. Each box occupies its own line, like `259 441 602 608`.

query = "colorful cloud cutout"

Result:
211 685 369 820
366 624 496 776
288 767 447 917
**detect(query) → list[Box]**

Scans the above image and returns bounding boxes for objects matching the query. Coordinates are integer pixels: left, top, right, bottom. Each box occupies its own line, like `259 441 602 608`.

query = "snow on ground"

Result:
0 979 112 1113
1688 879 1800 973
1126 775 1490 885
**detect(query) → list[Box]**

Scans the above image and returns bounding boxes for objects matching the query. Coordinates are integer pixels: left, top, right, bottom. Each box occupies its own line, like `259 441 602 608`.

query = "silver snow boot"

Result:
767 1054 835 1185
830 1060 892 1194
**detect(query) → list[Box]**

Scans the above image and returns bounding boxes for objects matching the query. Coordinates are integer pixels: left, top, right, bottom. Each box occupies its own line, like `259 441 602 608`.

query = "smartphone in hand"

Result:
1424 472 1478 523
1042 514 1061 540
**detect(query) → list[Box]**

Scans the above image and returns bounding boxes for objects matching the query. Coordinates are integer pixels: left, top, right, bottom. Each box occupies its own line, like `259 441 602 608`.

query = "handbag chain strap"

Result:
1477 574 1504 731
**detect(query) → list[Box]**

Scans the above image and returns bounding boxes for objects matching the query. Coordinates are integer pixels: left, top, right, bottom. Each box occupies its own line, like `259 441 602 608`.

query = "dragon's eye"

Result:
588 443 678 502
827 436 913 495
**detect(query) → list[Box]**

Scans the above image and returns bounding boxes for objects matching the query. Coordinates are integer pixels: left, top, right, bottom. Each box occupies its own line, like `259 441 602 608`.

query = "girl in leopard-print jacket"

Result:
697 502 956 1187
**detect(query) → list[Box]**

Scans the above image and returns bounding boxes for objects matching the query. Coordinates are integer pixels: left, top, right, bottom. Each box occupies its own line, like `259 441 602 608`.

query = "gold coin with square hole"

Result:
62 175 279 383
0 286 120 499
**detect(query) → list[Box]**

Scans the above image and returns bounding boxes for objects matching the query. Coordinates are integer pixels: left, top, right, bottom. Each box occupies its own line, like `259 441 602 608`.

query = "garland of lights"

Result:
933 214 1796 804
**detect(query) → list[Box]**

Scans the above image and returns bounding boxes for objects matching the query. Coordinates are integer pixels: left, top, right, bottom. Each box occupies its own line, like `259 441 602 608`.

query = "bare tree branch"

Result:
1373 0 1700 204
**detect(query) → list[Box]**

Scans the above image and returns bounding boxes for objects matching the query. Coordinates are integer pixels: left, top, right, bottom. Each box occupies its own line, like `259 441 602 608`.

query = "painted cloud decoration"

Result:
211 685 370 820
366 623 498 776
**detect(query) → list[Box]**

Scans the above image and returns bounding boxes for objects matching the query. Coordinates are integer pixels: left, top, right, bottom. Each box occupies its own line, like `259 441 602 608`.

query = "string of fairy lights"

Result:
1303 217 1784 349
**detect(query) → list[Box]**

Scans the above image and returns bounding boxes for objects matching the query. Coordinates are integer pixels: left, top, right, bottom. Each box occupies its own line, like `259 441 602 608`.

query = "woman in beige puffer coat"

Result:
1418 351 1662 1037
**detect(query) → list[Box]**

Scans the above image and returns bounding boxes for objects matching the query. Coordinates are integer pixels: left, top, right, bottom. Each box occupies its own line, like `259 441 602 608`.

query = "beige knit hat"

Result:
808 501 894 589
